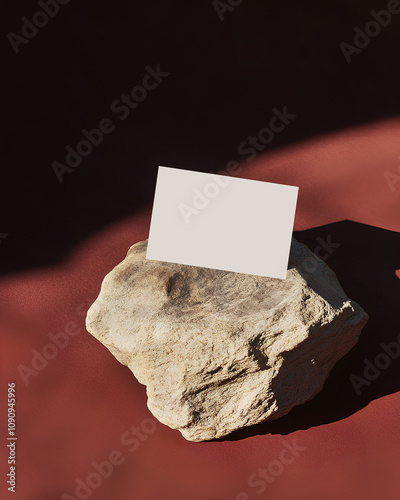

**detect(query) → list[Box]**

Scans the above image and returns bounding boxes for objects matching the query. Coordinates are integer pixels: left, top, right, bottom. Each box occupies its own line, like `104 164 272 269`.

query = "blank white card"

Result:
146 166 298 279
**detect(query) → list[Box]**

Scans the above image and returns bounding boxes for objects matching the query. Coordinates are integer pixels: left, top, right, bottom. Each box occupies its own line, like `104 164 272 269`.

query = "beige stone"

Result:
86 239 368 441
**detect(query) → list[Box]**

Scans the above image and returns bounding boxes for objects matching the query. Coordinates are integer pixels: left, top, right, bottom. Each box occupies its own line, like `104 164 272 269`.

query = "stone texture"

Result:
86 238 368 442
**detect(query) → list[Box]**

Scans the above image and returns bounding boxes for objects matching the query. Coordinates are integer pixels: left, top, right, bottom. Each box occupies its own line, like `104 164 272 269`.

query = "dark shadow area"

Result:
220 220 400 441
2 0 400 275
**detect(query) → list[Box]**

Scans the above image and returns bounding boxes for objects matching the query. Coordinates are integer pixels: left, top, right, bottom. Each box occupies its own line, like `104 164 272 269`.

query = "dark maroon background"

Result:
2 0 400 276
2 1 400 499
2 120 400 500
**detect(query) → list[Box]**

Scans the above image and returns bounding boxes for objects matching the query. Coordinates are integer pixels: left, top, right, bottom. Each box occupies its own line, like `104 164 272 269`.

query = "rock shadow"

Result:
219 220 400 441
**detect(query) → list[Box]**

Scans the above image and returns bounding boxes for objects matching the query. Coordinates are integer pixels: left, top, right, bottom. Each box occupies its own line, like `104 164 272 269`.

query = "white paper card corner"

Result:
146 166 298 279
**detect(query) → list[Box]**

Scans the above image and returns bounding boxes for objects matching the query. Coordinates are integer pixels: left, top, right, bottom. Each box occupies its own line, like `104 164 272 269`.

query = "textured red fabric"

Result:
1 119 400 500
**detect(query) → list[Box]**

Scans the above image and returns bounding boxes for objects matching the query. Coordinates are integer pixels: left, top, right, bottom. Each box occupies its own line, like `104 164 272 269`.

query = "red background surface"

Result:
1 119 400 500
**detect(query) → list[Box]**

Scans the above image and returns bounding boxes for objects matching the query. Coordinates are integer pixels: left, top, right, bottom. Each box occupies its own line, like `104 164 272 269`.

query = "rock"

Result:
86 238 368 442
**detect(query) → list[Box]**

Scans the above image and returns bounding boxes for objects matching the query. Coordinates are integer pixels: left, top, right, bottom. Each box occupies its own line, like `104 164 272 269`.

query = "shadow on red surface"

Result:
220 220 400 440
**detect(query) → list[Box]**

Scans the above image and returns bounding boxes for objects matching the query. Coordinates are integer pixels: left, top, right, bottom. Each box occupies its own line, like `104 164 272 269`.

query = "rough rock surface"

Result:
86 239 368 442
